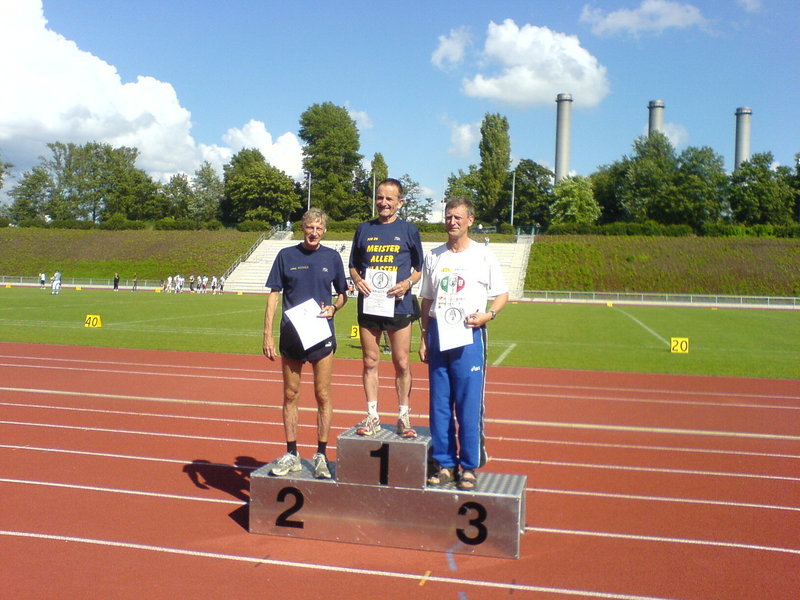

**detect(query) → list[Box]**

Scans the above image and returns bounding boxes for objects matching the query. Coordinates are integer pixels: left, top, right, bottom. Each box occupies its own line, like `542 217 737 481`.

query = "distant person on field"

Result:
263 208 348 479
131 274 138 291
39 272 46 289
51 270 62 295
113 273 120 291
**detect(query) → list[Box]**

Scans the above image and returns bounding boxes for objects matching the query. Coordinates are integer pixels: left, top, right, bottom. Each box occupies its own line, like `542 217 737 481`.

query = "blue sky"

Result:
1 0 798 216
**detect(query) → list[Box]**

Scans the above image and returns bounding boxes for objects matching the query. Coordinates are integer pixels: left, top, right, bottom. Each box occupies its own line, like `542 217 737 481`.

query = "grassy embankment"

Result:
1 228 799 296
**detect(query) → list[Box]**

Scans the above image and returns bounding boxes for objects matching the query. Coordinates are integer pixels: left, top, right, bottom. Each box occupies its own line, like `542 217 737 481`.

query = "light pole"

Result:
510 170 516 227
306 172 311 210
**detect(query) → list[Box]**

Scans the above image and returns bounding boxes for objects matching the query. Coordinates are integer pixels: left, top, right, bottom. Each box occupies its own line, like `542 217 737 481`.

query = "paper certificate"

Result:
362 268 396 317
435 305 473 351
284 298 332 350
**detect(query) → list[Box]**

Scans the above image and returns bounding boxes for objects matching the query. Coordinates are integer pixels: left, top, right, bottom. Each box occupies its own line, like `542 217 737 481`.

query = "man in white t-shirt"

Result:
419 197 508 491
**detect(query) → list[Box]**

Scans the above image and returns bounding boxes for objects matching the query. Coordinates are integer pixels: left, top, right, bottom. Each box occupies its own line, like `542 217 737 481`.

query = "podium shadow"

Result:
183 456 265 531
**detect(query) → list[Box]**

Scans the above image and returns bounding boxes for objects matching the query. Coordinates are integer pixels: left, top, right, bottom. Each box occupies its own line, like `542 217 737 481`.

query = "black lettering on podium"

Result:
456 501 488 545
369 443 390 485
275 487 304 529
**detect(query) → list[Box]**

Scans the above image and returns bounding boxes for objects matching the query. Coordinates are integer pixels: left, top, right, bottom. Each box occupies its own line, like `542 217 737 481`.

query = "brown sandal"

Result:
427 467 454 486
457 469 477 490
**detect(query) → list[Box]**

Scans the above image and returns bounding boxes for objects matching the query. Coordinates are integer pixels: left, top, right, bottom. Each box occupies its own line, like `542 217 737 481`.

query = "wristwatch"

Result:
489 310 496 320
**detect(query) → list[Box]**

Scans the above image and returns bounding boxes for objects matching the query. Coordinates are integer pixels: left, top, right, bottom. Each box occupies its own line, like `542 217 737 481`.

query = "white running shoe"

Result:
312 453 332 479
356 414 381 436
270 452 302 476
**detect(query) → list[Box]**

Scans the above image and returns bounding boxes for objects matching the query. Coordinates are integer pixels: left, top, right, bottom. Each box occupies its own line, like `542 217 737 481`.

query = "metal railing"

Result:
522 290 800 309
222 229 275 280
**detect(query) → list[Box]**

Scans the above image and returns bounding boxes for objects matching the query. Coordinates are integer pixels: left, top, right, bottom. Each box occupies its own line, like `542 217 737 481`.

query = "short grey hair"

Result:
302 207 329 229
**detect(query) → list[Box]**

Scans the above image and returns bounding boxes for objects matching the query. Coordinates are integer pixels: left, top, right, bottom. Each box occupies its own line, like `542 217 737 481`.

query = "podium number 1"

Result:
369 443 390 485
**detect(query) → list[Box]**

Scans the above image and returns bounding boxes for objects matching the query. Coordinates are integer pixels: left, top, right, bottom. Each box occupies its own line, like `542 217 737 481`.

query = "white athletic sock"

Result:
398 405 409 418
367 401 378 416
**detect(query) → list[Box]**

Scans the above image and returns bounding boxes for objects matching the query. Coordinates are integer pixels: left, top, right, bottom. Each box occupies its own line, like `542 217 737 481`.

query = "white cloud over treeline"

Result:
0 0 303 186
433 19 610 109
580 0 708 36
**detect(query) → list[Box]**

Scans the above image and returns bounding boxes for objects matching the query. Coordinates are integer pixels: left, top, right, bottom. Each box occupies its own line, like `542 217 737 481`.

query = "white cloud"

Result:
736 0 762 12
0 0 303 187
431 26 471 70
345 104 373 131
447 120 481 157
644 122 690 148
581 0 708 36
460 19 610 108
663 122 690 149
199 120 303 178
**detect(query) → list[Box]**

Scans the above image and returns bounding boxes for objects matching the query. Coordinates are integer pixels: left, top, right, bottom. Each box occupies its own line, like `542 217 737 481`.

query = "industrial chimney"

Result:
734 107 752 170
554 93 573 183
648 100 665 136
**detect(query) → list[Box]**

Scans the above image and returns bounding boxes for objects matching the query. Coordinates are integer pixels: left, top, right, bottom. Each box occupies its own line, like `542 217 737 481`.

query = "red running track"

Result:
1 341 798 599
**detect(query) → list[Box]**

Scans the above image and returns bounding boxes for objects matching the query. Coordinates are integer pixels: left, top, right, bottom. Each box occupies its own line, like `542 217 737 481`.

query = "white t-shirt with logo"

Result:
420 239 508 318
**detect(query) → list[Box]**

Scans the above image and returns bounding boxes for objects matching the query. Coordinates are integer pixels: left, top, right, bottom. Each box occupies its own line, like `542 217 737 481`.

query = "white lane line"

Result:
5 401 800 461
498 436 800 460
4 387 799 440
0 530 734 599
532 488 800 512
488 417 800 441
0 478 241 504
492 343 516 366
4 353 799 403
5 444 798 513
529 527 800 556
498 456 800 482
4 443 798 512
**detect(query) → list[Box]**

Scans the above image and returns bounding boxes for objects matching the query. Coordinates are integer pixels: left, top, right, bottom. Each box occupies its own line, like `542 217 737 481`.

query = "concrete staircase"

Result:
224 237 531 299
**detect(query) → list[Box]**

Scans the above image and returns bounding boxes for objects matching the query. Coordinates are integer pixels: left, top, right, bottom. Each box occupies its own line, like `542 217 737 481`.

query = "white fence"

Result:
522 289 800 310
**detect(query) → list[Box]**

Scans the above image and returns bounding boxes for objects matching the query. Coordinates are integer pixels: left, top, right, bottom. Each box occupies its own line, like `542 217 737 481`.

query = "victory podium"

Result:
249 425 526 558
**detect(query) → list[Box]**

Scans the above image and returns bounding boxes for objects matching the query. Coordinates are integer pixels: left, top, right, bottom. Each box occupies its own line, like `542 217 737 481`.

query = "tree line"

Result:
1 104 798 233
0 102 432 230
451 113 799 234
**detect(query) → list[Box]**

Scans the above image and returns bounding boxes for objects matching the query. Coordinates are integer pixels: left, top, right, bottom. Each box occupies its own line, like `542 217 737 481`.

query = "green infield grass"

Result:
1 286 798 379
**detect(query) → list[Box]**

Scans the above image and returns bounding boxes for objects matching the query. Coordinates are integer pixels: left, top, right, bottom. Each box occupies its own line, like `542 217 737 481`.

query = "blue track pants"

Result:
426 324 488 471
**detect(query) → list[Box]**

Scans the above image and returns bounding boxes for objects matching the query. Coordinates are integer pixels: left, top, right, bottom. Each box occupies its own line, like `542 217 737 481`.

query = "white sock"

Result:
398 405 409 418
367 401 378 416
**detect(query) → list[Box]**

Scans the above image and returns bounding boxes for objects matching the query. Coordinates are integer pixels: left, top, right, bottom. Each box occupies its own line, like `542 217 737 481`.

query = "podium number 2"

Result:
275 487 304 529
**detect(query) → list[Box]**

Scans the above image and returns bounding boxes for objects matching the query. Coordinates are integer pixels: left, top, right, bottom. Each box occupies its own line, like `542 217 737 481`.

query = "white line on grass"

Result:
614 307 670 347
492 343 516 366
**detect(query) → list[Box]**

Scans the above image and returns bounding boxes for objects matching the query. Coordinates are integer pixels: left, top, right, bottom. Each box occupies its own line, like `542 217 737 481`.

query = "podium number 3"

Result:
457 501 488 545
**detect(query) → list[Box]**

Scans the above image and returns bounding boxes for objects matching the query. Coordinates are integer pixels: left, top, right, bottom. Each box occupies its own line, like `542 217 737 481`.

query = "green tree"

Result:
0 152 12 189
590 160 629 224
38 141 154 222
222 148 300 225
619 133 679 223
550 176 600 225
503 159 553 230
476 113 511 223
160 173 193 218
8 165 54 223
190 161 224 222
446 165 480 205
729 152 795 225
371 153 389 186
672 146 728 229
398 174 432 223
298 102 364 220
